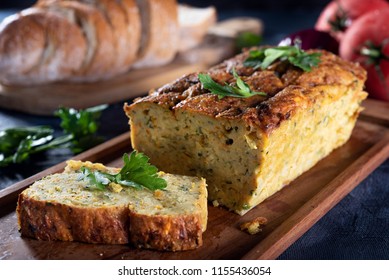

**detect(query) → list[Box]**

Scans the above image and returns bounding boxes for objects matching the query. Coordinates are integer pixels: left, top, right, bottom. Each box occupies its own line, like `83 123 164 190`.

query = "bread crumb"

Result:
212 200 219 207
108 183 123 193
240 217 268 235
154 190 165 199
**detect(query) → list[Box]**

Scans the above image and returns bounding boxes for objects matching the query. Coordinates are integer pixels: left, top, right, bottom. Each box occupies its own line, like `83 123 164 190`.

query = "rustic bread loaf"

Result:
177 4 217 53
37 0 141 81
0 0 217 85
124 48 367 215
17 160 207 251
133 0 178 68
0 7 88 85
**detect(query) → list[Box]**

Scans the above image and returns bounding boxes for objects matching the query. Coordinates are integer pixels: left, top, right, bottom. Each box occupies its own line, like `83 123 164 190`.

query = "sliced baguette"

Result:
0 7 87 85
114 0 142 71
0 12 45 82
38 1 117 81
133 0 179 68
17 160 207 251
177 4 217 53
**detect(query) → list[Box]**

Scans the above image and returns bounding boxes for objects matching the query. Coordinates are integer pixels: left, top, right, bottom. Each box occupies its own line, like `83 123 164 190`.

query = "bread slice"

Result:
0 7 87 85
17 160 207 251
0 12 45 83
80 0 133 74
38 1 118 81
124 49 367 215
133 0 178 68
115 0 141 71
177 4 217 53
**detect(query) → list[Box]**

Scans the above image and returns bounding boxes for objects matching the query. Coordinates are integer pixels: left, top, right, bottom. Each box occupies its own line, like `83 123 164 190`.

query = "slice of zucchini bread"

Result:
17 160 207 251
124 48 367 215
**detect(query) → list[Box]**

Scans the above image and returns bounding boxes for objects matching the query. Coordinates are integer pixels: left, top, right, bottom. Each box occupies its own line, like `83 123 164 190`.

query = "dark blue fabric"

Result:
279 159 389 259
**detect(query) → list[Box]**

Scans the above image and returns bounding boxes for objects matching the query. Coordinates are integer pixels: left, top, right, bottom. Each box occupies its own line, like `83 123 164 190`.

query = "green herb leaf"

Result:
0 105 107 168
243 44 321 72
235 31 262 51
0 126 54 167
55 104 107 153
198 69 267 99
80 151 167 191
80 167 111 190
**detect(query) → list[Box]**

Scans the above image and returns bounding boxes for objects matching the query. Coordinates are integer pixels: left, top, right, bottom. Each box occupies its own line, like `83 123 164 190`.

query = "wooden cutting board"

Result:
0 17 262 116
0 100 388 260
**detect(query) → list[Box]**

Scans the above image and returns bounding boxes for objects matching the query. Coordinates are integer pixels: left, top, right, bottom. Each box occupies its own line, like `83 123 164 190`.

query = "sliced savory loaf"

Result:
124 48 367 215
17 160 207 251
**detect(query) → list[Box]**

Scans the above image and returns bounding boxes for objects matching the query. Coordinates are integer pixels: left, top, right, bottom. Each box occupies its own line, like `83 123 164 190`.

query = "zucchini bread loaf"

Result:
17 159 207 251
124 48 367 215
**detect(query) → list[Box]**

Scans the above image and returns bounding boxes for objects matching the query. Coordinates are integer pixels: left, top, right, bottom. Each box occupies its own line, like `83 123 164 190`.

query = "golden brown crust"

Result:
0 7 88 85
127 49 367 134
88 0 130 73
38 0 141 77
17 161 206 250
0 12 45 79
55 1 116 81
133 0 178 68
117 0 141 70
0 0 179 84
129 211 203 251
17 193 130 244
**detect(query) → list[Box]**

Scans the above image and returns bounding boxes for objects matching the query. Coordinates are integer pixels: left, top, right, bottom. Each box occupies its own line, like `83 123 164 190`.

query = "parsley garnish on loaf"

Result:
198 68 267 99
198 44 321 100
244 44 322 72
79 151 167 191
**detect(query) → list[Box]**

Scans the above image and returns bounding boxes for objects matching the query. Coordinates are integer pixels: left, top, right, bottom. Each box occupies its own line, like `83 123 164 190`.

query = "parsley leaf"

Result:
0 105 107 168
198 68 267 99
235 31 262 51
243 44 321 72
80 152 167 191
55 104 107 153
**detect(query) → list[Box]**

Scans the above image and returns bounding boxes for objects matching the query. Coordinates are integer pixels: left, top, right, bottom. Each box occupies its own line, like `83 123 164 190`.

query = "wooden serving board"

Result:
0 100 389 260
0 17 262 116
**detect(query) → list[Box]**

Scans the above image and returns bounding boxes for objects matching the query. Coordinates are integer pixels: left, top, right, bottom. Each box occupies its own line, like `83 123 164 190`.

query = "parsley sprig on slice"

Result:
80 152 167 191
198 68 267 99
244 44 322 72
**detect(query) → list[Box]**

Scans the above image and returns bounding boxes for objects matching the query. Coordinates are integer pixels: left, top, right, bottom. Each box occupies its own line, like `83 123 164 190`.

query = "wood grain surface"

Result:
1 100 389 260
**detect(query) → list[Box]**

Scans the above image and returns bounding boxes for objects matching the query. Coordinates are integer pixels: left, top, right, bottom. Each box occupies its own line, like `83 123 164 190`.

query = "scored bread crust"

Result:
1 7 88 85
116 0 141 71
0 12 45 80
46 1 116 81
0 0 210 84
38 0 141 77
133 0 179 68
17 193 130 244
77 0 131 74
